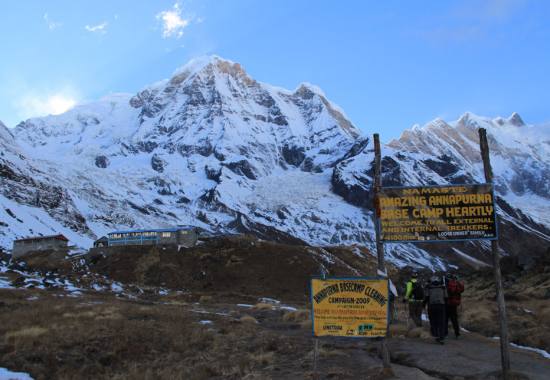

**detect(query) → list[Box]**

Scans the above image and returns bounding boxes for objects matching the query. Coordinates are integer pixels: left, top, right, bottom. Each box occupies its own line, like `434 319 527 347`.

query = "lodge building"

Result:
97 226 198 248
12 234 69 258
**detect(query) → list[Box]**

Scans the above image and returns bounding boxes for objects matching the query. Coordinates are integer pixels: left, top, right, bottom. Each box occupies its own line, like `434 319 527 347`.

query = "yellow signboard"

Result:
310 278 389 338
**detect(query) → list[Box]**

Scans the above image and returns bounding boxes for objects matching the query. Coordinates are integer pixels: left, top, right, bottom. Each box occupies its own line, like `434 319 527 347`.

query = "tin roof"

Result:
14 234 69 243
108 226 196 235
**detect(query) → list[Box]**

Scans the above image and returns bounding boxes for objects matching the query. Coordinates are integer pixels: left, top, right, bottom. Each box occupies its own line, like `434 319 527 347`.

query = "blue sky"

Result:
1 0 549 140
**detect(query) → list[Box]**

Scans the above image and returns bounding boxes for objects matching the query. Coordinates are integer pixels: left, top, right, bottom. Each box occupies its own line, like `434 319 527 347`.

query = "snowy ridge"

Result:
1 56 549 269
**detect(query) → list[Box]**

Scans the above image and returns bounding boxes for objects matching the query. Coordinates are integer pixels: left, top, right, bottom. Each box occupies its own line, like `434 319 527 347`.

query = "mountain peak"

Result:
172 55 227 74
456 111 484 126
508 112 525 127
295 82 326 98
171 55 247 80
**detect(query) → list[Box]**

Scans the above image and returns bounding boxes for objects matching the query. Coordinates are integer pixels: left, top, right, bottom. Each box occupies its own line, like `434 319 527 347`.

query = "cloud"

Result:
417 0 527 44
419 26 483 43
85 22 108 34
43 13 62 30
15 93 77 120
156 2 191 39
454 0 526 22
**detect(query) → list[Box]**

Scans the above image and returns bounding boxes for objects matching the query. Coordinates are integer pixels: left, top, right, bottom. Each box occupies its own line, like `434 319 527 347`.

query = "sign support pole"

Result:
479 128 511 379
312 271 326 379
373 133 391 369
313 337 319 379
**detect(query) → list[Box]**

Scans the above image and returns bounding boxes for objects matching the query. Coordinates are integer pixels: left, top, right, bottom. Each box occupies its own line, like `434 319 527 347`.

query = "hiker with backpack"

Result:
404 272 424 327
424 275 448 344
446 273 465 338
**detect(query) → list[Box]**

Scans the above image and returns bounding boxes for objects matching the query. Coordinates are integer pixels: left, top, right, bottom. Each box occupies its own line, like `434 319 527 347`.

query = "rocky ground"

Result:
0 237 549 379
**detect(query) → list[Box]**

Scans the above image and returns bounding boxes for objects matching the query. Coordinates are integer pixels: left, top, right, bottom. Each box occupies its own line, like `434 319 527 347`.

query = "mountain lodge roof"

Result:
14 234 69 243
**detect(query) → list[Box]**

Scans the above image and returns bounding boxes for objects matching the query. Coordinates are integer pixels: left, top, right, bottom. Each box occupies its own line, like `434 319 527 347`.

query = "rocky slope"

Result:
1 56 549 269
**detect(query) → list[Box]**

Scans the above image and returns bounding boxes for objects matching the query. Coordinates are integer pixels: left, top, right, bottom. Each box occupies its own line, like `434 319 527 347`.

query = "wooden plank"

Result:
373 134 385 271
478 128 511 379
373 133 391 370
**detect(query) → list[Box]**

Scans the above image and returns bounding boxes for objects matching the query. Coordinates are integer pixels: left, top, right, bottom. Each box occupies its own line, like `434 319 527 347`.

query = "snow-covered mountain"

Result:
1 56 549 269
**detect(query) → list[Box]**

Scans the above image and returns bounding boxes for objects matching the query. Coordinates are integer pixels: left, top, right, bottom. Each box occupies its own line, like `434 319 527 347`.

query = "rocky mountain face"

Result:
333 113 550 266
1 56 548 269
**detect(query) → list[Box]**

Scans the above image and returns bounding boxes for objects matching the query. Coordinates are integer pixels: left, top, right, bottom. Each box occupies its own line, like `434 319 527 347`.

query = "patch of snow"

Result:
190 309 231 317
237 304 253 308
280 306 298 312
199 320 213 325
510 343 550 360
451 248 490 268
491 337 550 360
110 282 124 293
0 277 13 289
258 297 280 305
0 367 34 380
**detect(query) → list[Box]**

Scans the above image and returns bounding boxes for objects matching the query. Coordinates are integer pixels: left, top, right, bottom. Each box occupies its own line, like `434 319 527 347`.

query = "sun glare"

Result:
16 93 78 120
48 95 76 115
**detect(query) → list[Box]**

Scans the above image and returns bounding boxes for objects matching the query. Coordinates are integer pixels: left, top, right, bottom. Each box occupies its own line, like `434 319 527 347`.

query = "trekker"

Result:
446 273 465 338
424 275 448 344
404 272 424 327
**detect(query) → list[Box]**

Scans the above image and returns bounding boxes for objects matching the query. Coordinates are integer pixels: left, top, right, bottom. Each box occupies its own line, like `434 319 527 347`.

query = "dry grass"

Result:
239 315 259 324
389 323 409 338
460 269 550 352
406 327 431 340
252 302 274 311
282 309 310 322
5 326 48 340
249 351 275 366
299 319 312 330
318 348 348 358
1 290 273 379
63 310 97 318
198 295 213 303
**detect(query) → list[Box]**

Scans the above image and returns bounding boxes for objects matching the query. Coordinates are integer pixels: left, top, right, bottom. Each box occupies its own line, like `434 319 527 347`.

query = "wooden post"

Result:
479 128 511 379
312 338 319 379
373 133 391 369
373 134 385 271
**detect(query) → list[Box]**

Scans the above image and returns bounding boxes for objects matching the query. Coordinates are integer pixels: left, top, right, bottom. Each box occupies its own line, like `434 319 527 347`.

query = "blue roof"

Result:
108 226 196 235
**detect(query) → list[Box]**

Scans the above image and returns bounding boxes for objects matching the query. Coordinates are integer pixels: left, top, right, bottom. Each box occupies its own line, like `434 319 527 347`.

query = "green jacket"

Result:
405 279 419 301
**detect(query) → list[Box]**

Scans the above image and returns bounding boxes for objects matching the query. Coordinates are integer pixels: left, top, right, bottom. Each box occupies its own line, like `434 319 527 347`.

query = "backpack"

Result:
411 281 424 300
428 285 446 305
